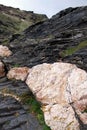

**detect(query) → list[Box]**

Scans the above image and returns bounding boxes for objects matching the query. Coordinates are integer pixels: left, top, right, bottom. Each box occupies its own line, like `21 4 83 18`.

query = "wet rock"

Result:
0 61 5 77
7 67 29 81
26 62 87 130
0 45 12 57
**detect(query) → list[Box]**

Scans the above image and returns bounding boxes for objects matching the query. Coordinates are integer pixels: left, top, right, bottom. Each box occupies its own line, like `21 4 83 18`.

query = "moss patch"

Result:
20 93 51 130
0 13 32 44
0 13 30 33
60 40 87 57
1 89 51 129
82 108 87 113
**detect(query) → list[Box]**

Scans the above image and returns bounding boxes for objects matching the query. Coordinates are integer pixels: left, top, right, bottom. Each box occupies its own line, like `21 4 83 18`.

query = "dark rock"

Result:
0 94 43 130
0 77 43 130
0 4 87 130
63 48 87 71
22 6 87 39
3 6 86 71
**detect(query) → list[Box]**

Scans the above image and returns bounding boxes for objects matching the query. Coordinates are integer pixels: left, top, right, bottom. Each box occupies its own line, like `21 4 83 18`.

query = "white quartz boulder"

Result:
26 62 87 130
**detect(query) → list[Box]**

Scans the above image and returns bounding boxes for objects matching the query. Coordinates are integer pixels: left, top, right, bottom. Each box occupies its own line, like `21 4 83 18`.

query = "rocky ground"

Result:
26 62 87 130
0 4 87 130
0 77 43 130
3 6 87 71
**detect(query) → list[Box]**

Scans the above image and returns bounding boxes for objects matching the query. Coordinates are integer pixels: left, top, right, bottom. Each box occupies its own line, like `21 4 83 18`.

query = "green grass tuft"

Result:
82 109 87 113
20 93 51 130
60 40 87 57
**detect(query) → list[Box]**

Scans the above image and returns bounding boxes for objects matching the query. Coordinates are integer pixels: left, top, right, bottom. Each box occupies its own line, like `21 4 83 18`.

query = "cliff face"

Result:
23 7 87 38
4 6 87 71
0 4 47 44
0 4 87 130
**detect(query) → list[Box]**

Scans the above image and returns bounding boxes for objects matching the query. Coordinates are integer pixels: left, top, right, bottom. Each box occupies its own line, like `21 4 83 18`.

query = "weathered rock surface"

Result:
23 6 87 40
0 77 43 130
0 4 87 130
0 4 48 130
3 6 87 72
0 45 12 57
26 62 87 130
7 67 29 81
0 61 5 77
0 94 43 130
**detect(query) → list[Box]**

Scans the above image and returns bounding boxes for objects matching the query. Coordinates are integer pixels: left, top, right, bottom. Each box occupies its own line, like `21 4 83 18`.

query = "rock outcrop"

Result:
6 62 87 130
0 4 87 130
3 6 87 72
0 77 43 130
26 62 87 130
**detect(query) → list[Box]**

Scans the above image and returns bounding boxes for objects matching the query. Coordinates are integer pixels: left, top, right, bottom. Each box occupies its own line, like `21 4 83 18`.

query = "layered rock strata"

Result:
0 4 87 130
7 62 87 130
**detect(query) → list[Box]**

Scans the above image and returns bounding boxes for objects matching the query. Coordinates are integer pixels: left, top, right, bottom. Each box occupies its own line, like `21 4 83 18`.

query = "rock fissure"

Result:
70 103 87 130
66 66 76 104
